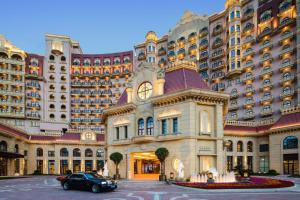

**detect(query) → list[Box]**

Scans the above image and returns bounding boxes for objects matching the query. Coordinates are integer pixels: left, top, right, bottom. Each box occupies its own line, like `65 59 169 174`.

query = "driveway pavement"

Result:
0 176 299 200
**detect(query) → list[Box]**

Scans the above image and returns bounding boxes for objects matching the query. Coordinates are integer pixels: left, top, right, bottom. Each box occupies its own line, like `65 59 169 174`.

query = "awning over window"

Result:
0 151 24 159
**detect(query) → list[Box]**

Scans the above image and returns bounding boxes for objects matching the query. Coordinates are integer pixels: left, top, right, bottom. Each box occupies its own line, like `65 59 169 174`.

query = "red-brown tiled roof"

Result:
224 124 272 133
164 68 210 94
117 68 210 105
271 112 300 130
0 123 29 139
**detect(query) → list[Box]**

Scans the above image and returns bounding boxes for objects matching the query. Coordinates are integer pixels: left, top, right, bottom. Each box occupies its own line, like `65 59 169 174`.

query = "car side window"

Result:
76 174 84 179
69 174 76 179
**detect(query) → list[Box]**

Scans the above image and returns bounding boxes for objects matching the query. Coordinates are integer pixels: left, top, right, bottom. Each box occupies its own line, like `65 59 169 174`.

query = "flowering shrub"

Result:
175 177 294 189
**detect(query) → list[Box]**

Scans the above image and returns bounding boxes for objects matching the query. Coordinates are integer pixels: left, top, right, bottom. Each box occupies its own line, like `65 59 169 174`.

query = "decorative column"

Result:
156 68 165 96
126 87 133 103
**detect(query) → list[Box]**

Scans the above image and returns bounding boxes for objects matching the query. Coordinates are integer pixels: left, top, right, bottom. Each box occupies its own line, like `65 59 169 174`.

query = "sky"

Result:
1 0 225 54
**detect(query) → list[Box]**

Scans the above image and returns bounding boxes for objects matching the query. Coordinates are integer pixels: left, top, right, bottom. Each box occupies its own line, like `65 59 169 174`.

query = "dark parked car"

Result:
57 172 117 193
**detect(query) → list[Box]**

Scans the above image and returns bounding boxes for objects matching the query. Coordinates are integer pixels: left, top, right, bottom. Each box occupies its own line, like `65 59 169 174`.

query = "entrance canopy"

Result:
0 151 24 159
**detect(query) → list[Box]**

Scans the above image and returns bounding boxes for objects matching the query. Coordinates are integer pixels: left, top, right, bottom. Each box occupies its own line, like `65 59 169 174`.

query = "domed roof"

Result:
145 31 158 42
117 67 209 106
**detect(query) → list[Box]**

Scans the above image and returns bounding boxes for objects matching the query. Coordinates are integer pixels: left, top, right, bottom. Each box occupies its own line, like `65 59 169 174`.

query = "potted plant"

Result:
155 147 169 181
109 152 123 180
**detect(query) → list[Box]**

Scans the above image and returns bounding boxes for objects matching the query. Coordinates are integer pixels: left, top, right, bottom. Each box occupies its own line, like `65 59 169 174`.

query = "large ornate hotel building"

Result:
1 0 300 179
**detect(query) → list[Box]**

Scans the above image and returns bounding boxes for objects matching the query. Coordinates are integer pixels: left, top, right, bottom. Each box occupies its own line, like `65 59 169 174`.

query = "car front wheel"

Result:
91 184 99 193
63 182 70 190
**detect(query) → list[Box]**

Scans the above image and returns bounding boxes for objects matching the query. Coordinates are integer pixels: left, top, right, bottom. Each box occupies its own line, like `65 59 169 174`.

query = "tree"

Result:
155 147 169 181
109 152 123 179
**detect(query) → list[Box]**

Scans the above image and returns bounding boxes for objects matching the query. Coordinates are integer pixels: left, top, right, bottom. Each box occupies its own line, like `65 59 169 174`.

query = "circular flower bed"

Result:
175 177 294 189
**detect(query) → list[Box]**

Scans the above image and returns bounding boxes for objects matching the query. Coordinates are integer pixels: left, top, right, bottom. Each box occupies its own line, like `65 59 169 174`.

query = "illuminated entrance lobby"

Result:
131 152 160 180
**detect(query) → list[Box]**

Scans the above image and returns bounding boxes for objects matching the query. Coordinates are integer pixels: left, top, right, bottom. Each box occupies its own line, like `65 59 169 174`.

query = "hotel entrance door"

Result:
132 152 160 180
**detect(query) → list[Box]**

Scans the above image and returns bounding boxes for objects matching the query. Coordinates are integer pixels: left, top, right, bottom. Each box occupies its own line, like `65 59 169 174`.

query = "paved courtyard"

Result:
0 176 300 200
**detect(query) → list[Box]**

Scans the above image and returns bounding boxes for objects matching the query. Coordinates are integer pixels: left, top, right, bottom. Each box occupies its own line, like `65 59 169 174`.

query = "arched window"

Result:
49 114 55 119
200 111 211 134
227 140 233 152
146 117 154 135
14 144 19 153
36 148 43 157
49 55 55 61
247 141 253 152
61 104 66 110
60 148 69 157
73 148 81 157
0 141 7 152
61 56 66 62
283 100 292 109
237 141 243 152
138 118 144 135
85 149 93 157
96 149 104 157
49 104 55 109
283 136 298 149
61 114 66 119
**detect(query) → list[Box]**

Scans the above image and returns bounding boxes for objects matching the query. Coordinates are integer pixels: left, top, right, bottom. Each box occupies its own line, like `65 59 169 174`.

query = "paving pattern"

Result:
0 176 300 200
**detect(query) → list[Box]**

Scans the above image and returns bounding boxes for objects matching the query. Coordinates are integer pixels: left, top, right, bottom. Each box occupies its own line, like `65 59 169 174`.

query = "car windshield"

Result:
85 173 103 179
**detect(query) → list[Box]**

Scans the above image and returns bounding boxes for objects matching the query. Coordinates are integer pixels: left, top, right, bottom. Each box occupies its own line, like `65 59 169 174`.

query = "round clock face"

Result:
137 82 153 100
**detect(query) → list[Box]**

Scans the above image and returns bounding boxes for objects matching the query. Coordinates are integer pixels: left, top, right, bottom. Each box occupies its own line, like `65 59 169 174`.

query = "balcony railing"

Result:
260 108 273 117
280 88 295 99
280 74 294 84
260 95 273 104
243 112 255 120
260 67 273 78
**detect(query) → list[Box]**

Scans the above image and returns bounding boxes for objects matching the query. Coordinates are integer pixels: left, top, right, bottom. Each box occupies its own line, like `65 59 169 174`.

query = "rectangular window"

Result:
124 126 128 139
116 127 119 140
173 118 178 134
227 156 233 172
48 151 55 157
259 156 269 172
162 119 167 135
259 144 269 152
247 156 253 171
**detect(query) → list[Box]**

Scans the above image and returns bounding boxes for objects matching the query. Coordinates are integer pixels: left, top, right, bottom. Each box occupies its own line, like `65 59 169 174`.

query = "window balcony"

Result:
242 23 254 35
280 74 294 85
242 36 255 46
242 49 255 59
167 41 176 49
212 27 223 36
157 47 167 56
137 52 146 61
279 32 294 45
278 17 296 29
280 60 295 71
280 88 295 99
241 9 254 22
261 81 273 91
260 95 273 104
177 37 186 48
243 112 255 120
260 55 273 64
244 87 255 95
244 61 255 69
211 61 225 71
199 28 208 38
244 100 254 108
230 93 239 99
259 42 273 53
199 62 208 72
229 104 239 111
188 32 197 44
199 52 209 61
242 74 255 83
279 46 295 58
260 107 273 117
260 67 273 78
211 49 225 60
177 49 185 60
258 28 273 40
26 112 40 119
199 41 208 50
